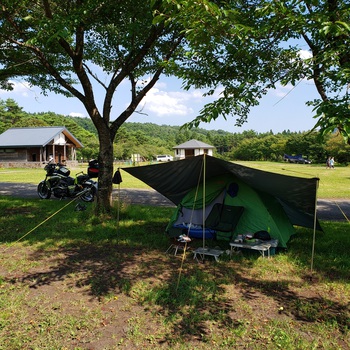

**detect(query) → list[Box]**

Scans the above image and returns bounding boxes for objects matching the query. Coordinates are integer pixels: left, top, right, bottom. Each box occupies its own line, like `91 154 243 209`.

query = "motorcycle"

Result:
37 160 98 202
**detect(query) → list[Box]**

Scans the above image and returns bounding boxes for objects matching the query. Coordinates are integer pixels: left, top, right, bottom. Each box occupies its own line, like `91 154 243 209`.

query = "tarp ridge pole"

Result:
115 167 122 243
187 159 204 236
202 154 206 249
176 241 188 292
176 158 205 290
310 178 320 277
116 182 120 241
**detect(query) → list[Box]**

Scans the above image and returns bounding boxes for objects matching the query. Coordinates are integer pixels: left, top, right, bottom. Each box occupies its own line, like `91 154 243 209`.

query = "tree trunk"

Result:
96 127 114 213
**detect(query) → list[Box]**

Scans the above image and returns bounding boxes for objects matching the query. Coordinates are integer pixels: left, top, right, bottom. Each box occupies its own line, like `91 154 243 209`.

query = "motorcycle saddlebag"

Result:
88 167 99 178
88 159 99 178
89 159 99 167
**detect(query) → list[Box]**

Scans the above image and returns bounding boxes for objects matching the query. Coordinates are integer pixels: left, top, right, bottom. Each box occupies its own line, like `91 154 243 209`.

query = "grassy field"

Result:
0 160 349 198
0 161 349 349
235 161 350 199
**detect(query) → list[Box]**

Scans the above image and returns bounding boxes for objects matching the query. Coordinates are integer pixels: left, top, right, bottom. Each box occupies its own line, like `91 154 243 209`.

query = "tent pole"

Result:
115 168 122 243
310 178 320 276
116 182 120 240
176 163 203 290
202 154 206 249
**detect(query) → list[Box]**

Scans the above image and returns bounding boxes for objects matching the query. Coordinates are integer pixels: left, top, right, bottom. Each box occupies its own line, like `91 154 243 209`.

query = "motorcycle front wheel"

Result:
80 186 96 202
37 181 52 199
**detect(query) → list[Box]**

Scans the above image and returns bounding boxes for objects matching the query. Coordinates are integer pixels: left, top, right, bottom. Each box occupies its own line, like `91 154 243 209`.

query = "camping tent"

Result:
122 155 321 248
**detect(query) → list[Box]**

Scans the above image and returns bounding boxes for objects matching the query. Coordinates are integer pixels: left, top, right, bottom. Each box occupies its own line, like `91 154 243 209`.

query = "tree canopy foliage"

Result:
0 0 349 212
256 0 350 143
153 1 350 144
0 0 194 210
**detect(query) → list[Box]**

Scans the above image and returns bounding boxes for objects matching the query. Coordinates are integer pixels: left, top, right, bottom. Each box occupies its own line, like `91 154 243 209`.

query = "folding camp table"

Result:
165 235 191 256
229 239 278 258
193 247 225 262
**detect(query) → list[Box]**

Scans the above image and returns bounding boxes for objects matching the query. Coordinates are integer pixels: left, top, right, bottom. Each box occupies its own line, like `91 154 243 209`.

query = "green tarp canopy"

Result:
122 155 321 245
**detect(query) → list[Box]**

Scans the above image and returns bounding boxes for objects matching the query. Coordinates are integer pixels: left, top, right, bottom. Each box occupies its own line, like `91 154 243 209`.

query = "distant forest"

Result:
1 98 349 164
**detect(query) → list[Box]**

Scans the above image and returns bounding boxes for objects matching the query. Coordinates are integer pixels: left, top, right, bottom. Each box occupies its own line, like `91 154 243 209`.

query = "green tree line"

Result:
0 98 349 164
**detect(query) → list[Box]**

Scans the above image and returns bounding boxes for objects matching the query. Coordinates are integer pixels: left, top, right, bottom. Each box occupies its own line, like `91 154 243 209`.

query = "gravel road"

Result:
0 182 349 222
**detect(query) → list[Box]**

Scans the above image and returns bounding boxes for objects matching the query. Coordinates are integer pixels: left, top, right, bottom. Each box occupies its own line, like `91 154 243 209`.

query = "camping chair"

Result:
192 205 244 262
165 226 192 256
205 204 244 241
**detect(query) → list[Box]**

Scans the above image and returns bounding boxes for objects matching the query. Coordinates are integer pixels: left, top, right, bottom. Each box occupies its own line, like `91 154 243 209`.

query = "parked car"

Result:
156 154 173 162
300 158 312 164
283 154 312 164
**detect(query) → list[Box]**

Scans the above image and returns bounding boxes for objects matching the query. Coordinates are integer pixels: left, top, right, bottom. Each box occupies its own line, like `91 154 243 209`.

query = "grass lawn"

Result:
0 160 349 198
0 161 349 349
235 161 350 199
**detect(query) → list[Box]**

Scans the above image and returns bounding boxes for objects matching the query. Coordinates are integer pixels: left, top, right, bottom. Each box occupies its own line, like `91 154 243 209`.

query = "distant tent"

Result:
122 155 321 248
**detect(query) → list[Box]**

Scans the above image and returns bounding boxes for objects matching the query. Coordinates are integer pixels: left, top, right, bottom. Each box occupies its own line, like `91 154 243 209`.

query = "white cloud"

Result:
69 112 86 118
268 49 314 98
153 81 167 89
141 84 204 117
273 82 295 97
298 49 313 60
0 80 32 97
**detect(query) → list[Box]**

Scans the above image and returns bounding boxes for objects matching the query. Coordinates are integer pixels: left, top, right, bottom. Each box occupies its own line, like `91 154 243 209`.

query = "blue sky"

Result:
0 70 319 134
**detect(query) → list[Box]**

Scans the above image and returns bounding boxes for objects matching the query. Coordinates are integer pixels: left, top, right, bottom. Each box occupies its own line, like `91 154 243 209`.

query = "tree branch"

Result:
110 34 184 137
103 22 167 122
83 63 108 90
